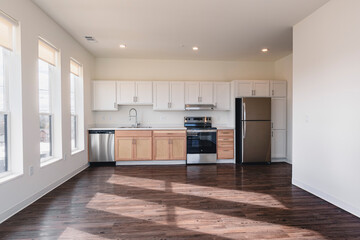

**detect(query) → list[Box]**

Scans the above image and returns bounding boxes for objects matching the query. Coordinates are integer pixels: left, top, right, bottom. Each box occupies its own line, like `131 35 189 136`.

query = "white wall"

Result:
275 54 293 163
0 0 95 222
95 58 275 81
94 58 275 127
293 0 360 217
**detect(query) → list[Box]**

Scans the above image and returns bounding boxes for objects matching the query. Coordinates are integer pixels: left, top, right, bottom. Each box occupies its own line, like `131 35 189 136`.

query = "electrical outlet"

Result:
29 166 34 176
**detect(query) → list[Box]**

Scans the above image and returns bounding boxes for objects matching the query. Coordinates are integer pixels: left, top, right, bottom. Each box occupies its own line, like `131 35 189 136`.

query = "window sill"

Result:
71 149 84 156
40 157 62 168
0 172 23 185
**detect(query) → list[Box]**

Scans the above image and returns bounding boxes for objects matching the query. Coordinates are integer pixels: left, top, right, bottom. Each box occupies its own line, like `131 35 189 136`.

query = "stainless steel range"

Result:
184 117 217 164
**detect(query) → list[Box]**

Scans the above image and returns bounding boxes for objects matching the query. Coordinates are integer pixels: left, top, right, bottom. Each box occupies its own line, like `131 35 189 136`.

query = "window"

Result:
70 59 84 153
0 12 21 176
38 39 62 163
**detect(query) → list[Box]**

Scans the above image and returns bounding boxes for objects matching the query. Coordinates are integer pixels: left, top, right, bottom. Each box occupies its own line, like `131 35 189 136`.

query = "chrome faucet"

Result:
129 108 140 128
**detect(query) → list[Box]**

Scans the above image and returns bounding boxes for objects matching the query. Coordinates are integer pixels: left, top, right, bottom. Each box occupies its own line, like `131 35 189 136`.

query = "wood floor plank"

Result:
0 163 359 239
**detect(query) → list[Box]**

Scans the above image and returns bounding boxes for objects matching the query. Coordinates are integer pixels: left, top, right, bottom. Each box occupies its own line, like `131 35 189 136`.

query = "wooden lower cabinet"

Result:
217 129 234 159
153 131 186 160
115 131 152 161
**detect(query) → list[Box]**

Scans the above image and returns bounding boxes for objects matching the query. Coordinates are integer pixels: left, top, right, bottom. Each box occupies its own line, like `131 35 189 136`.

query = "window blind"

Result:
0 15 13 51
38 39 58 66
70 59 81 76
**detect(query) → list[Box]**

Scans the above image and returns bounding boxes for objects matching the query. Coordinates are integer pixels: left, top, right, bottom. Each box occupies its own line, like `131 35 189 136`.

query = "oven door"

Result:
187 130 217 154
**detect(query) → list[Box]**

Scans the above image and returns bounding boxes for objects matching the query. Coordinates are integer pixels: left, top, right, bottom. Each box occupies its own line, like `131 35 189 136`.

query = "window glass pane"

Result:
40 114 52 160
0 114 7 173
71 115 77 150
0 48 4 111
70 73 76 114
39 60 50 113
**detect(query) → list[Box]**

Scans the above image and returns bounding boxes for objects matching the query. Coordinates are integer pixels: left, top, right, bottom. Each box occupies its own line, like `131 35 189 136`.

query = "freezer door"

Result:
242 121 271 163
242 98 271 121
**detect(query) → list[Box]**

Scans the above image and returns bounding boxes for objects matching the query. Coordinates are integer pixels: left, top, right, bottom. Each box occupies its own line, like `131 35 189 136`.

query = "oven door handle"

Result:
187 130 217 133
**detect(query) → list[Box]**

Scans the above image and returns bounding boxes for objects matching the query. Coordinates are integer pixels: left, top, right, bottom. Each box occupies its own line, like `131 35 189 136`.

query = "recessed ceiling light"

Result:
119 44 126 49
192 46 199 51
261 48 269 52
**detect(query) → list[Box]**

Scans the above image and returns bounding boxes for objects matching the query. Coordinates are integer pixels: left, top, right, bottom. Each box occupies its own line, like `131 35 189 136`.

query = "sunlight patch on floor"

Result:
107 174 287 209
59 227 111 240
86 192 324 239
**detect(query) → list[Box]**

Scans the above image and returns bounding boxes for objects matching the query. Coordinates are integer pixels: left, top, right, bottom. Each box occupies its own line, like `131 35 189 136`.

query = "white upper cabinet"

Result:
93 81 118 111
199 82 214 104
185 82 213 104
214 82 231 110
153 81 170 110
153 81 185 110
236 80 253 97
185 82 200 104
270 80 287 97
235 80 270 97
271 98 286 130
170 82 185 110
136 81 153 104
117 81 153 105
253 80 270 96
117 81 136 104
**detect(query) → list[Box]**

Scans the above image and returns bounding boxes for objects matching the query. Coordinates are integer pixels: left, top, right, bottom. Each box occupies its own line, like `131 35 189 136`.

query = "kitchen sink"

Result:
117 126 152 128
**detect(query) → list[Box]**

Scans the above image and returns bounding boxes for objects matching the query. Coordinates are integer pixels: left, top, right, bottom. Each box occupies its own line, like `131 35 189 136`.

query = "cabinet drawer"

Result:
217 148 234 159
153 130 186 137
218 140 234 148
218 130 234 137
115 130 152 137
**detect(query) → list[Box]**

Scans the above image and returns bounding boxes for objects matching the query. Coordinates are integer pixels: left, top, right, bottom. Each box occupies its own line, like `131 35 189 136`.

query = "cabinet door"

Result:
253 80 270 97
115 137 134 161
153 137 170 160
136 81 153 104
93 81 117 111
117 81 136 104
271 130 286 159
153 81 170 110
185 82 200 104
170 82 185 110
134 137 152 160
236 81 253 97
271 80 287 97
199 82 213 104
271 98 286 130
214 82 230 110
170 137 186 160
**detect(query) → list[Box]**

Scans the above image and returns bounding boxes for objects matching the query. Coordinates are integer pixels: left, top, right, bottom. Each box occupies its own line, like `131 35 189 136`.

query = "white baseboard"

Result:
292 178 360 218
0 163 89 224
116 160 186 166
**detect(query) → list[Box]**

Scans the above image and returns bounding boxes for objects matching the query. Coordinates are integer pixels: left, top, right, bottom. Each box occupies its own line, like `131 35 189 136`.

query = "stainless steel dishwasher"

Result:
89 130 115 162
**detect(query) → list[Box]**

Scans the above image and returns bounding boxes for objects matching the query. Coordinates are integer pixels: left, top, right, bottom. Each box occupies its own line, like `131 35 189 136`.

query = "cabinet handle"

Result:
271 122 273 129
272 89 274 96
253 90 256 96
272 131 273 137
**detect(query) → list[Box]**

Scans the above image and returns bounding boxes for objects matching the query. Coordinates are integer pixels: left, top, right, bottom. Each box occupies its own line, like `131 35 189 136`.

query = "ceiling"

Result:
32 0 328 61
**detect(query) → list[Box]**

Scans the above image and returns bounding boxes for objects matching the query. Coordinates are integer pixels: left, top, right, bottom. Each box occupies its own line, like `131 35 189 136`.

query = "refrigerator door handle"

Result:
244 121 247 138
243 102 246 121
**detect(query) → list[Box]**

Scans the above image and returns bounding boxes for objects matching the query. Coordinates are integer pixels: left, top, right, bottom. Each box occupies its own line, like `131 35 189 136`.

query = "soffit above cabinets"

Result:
32 0 328 61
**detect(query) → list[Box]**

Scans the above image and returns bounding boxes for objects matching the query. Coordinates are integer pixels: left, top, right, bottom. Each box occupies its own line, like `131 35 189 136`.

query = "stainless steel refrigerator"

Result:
235 98 271 163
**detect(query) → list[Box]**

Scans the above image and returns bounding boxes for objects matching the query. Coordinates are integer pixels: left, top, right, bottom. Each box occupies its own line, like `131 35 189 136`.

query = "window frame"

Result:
69 59 84 154
38 38 61 165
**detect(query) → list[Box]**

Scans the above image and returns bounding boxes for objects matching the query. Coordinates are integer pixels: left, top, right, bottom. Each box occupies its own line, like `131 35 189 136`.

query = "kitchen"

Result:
1 0 360 239
89 80 287 165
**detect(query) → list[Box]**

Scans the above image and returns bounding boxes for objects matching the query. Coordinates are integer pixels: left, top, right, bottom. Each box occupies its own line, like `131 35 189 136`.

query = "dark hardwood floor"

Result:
0 163 359 239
